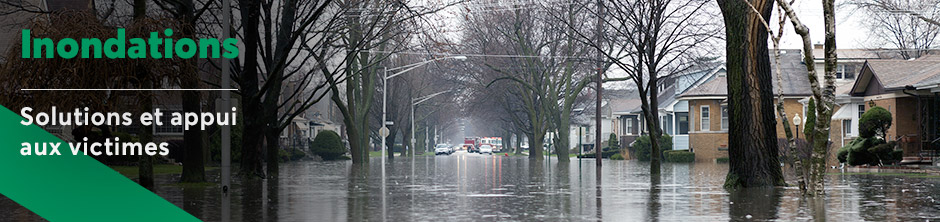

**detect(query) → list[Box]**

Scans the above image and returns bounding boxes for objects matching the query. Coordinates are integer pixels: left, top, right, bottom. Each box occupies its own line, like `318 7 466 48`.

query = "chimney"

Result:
813 43 824 50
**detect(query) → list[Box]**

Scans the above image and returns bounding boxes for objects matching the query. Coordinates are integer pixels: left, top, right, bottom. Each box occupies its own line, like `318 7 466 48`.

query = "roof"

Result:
860 56 940 90
679 49 813 99
657 84 676 110
812 48 882 60
680 76 727 97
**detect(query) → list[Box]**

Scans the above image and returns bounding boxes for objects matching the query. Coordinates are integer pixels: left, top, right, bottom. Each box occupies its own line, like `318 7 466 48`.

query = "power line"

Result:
354 49 598 59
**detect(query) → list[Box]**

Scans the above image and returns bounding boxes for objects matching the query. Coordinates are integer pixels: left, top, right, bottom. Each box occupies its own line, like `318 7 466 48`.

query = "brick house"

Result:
835 55 940 163
678 49 814 162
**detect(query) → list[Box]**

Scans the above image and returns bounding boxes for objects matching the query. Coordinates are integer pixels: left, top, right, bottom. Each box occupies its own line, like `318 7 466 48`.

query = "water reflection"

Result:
647 175 660 222
728 188 781 220
3 155 940 221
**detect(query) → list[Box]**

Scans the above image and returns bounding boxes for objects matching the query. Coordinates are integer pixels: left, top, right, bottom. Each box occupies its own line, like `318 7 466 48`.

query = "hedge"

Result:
716 157 729 163
610 153 625 160
663 150 694 163
633 134 673 161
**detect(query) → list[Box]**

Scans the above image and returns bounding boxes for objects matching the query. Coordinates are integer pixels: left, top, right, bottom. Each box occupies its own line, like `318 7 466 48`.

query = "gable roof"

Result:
851 56 940 94
679 49 812 99
680 75 727 97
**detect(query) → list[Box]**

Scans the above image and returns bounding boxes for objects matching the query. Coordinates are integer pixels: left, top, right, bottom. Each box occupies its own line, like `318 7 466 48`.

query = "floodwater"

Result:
3 152 940 221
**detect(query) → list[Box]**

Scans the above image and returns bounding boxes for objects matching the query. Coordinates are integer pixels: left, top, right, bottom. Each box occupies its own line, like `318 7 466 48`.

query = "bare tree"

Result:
853 0 940 59
569 0 720 176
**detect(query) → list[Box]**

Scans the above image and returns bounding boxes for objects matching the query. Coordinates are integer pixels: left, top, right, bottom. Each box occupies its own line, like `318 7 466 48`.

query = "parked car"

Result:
435 144 452 155
479 145 493 154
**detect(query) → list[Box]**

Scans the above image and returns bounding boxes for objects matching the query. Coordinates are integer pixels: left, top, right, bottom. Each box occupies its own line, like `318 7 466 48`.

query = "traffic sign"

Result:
379 126 390 137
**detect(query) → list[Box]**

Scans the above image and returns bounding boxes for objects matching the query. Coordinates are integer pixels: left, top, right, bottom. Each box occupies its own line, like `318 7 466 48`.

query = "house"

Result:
570 89 633 152
654 66 724 151
573 64 720 158
678 49 814 162
834 55 940 163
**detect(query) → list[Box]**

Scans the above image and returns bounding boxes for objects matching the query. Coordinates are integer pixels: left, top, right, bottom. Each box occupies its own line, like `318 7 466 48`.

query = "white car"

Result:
479 145 493 154
435 144 452 155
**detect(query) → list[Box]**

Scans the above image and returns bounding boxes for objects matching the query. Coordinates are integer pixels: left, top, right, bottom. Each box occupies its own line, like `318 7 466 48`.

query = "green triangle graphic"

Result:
0 105 199 222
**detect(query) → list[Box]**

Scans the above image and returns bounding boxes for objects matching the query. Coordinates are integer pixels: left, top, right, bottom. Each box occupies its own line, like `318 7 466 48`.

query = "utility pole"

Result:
594 0 604 167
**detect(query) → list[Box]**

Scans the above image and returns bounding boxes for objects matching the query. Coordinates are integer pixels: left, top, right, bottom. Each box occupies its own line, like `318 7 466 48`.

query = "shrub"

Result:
633 134 673 161
279 148 307 162
610 153 624 160
859 106 892 139
836 146 849 163
310 130 346 160
607 133 619 151
278 149 290 162
716 157 729 163
868 141 898 164
289 148 306 161
839 137 886 166
663 150 694 162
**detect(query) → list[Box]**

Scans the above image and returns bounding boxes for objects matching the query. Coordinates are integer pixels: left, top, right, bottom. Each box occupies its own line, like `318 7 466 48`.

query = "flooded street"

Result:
4 151 940 221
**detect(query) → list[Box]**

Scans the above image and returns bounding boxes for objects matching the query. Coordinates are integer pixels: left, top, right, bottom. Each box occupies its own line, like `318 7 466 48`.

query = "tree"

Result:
568 0 720 176
316 0 459 164
716 0 785 189
232 0 341 176
772 0 840 195
155 0 208 183
853 0 940 59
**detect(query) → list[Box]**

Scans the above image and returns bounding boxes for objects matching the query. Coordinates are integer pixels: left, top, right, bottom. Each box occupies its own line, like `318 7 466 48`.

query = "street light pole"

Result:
381 56 466 160
382 67 388 167
220 0 232 220
411 93 415 158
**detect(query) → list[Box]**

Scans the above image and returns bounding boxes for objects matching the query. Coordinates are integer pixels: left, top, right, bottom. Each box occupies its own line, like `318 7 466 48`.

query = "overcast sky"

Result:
776 1 869 49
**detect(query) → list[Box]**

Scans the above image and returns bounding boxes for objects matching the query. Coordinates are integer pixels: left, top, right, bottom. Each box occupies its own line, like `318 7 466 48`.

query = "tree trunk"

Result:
132 0 154 190
527 132 544 160
640 93 661 177
554 116 571 162
717 0 785 189
178 0 205 182
811 0 838 196
515 132 523 155
238 0 265 177
264 126 279 178
386 127 398 159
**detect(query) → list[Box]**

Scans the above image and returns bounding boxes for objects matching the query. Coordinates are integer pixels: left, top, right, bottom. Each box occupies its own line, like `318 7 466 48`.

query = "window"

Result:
677 112 689 135
155 109 184 135
835 64 846 79
626 118 634 135
700 106 710 131
843 65 855 79
664 114 674 135
721 105 729 130
843 119 852 135
858 104 865 119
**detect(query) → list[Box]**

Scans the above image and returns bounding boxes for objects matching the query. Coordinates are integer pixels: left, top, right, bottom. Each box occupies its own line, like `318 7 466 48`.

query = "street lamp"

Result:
381 55 467 165
793 113 802 140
